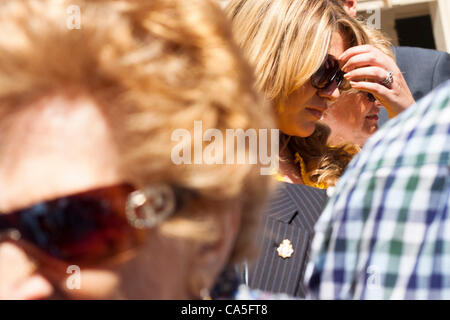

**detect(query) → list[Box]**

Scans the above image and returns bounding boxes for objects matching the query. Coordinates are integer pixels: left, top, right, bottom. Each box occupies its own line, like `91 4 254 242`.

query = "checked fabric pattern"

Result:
305 80 450 299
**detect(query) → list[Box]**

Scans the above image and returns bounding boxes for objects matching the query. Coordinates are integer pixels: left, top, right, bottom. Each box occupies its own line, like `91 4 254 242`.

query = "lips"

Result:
305 107 327 119
365 105 380 121
365 114 379 121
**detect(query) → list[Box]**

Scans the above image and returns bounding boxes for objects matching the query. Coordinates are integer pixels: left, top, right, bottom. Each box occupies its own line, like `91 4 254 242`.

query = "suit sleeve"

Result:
432 51 450 89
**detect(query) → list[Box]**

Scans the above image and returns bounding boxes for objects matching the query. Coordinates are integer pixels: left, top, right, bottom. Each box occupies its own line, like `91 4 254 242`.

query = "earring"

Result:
126 184 176 229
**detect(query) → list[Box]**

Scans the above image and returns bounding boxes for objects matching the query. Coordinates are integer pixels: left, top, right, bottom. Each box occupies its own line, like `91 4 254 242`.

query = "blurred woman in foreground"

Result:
0 0 273 299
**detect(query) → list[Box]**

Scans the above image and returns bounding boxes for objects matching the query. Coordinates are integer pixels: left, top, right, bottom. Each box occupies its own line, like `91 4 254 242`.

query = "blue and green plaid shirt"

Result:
305 81 450 299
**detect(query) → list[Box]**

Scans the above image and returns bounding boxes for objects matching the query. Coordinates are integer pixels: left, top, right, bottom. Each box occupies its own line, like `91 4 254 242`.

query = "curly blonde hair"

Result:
226 0 370 103
0 0 274 261
281 125 360 188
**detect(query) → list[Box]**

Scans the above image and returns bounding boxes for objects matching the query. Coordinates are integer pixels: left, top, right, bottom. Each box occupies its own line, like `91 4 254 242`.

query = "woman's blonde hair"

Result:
0 0 274 261
226 0 370 104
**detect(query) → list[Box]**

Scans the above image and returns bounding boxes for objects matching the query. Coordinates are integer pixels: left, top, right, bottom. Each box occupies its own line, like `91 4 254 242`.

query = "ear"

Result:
187 201 242 299
344 0 358 17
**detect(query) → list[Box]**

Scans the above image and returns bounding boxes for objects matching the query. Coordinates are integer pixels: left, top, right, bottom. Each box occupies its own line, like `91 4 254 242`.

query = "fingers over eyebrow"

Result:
344 67 387 81
339 45 374 62
342 53 385 72
348 80 390 97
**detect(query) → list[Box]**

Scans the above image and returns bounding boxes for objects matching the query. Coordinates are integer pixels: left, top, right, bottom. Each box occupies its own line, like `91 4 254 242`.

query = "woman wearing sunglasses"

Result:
225 0 372 297
0 0 273 299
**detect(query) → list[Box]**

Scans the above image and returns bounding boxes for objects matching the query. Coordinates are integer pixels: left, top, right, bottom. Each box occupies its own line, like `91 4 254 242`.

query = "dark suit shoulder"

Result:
393 46 450 100
394 46 446 58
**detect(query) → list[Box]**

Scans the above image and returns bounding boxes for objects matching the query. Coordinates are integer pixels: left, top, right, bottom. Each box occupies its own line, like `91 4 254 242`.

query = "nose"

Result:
0 243 53 299
317 81 341 101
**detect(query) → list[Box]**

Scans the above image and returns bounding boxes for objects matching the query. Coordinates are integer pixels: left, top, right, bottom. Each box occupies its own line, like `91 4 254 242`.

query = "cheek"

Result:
284 83 316 111
300 84 319 107
325 103 353 126
0 243 54 300
277 84 318 137
329 96 366 125
114 232 192 299
326 105 346 121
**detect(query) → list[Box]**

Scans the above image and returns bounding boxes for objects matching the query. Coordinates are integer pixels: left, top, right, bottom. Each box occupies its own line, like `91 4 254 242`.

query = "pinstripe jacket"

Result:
247 182 328 298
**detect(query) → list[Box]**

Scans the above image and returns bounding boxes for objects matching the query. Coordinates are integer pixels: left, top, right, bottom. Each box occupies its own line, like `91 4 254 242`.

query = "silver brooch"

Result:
277 239 294 259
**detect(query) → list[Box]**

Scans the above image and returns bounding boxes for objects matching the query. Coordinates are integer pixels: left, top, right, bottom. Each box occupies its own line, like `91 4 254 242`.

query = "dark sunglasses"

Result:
311 54 351 91
0 183 192 266
365 92 377 103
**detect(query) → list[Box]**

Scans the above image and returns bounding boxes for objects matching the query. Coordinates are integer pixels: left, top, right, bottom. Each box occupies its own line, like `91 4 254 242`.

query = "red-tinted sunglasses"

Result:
0 183 189 266
311 54 351 91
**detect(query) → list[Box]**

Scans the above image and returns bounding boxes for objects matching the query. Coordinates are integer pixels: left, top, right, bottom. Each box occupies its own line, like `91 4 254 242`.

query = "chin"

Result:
283 128 313 138
301 123 317 137
279 119 316 137
369 126 378 134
